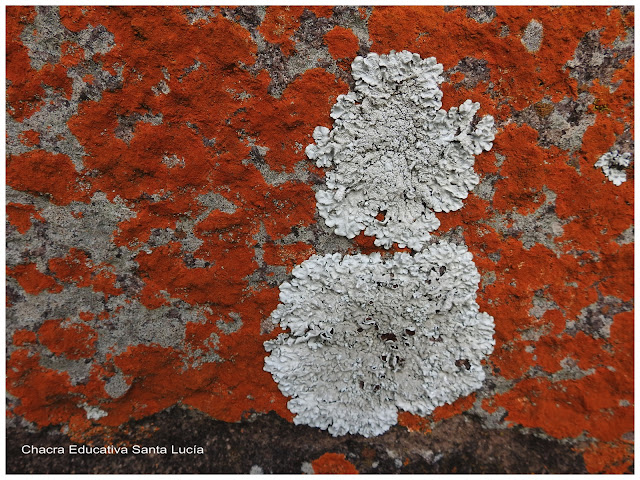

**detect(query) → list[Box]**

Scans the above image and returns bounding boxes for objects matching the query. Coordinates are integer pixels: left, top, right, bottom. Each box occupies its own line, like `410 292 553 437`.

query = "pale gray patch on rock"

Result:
565 296 633 340
521 20 543 53
217 312 243 334
5 283 106 334
104 370 131 399
566 29 634 88
152 79 171 96
241 146 311 187
198 192 238 214
76 23 115 58
184 6 217 24
95 301 202 355
184 332 222 368
473 173 502 202
464 6 497 24
20 6 65 70
529 289 559 320
549 357 595 382
447 57 490 90
39 355 94 386
14 191 136 266
332 6 373 55
514 94 596 152
300 462 314 474
615 225 633 245
483 187 568 253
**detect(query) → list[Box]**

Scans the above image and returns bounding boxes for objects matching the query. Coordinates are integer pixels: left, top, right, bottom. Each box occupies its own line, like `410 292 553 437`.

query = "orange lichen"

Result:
13 329 38 346
325 26 360 61
583 442 634 474
5 6 634 473
263 242 315 273
397 411 432 434
38 319 98 359
18 129 40 147
6 150 88 206
6 203 44 234
48 248 123 299
431 393 477 423
259 6 304 56
7 263 63 295
491 372 632 442
7 349 91 428
311 452 359 474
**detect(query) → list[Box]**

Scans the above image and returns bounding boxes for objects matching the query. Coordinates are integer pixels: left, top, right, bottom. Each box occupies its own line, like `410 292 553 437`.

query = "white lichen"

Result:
263 241 495 437
595 150 632 186
306 51 495 251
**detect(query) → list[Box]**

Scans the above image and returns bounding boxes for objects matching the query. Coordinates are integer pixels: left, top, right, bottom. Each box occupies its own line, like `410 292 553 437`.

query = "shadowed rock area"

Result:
7 407 590 474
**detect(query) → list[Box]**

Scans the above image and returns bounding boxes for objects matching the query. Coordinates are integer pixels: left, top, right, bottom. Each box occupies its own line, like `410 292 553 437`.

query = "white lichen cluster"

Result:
595 150 632 186
264 51 496 438
306 51 495 251
264 243 495 437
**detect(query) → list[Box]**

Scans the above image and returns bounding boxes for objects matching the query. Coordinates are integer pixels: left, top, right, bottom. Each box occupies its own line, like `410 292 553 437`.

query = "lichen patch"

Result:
264 242 495 437
306 51 495 251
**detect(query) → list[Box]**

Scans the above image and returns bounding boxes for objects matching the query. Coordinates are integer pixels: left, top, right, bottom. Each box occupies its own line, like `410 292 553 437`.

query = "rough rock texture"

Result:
5 6 634 474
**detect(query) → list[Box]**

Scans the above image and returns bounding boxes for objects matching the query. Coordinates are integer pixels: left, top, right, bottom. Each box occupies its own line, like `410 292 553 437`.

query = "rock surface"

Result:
6 6 634 474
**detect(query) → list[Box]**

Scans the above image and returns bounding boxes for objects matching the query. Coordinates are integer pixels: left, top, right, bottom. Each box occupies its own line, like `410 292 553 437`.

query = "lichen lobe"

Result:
264 242 495 437
306 50 495 251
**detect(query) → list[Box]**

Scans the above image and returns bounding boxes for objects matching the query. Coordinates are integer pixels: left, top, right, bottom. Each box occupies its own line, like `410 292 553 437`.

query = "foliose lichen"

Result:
594 150 632 186
306 51 495 251
263 241 495 437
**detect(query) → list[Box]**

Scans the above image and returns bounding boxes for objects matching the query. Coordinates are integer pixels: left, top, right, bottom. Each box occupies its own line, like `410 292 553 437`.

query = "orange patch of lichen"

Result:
398 394 476 433
325 26 360 61
311 452 359 474
431 393 477 422
259 6 304 56
6 150 88 206
6 349 91 428
6 203 44 234
60 41 85 67
492 371 633 442
135 241 255 308
38 319 98 359
583 442 634 474
263 242 315 273
306 6 334 19
397 411 432 434
18 129 40 147
7 263 63 296
48 248 123 298
13 329 38 346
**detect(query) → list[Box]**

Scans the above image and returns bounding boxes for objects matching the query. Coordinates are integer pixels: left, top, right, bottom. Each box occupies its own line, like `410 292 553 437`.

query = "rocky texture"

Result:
6 6 634 474
7 405 588 474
